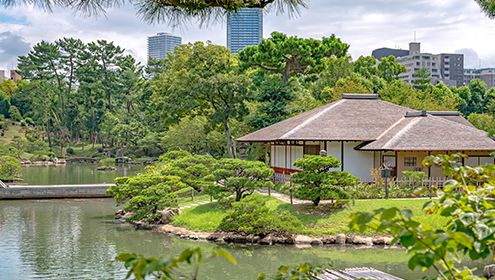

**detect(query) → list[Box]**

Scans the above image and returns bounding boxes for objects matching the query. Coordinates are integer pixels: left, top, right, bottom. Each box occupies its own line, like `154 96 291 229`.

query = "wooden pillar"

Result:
285 143 288 175
340 141 344 171
394 151 398 177
427 151 431 177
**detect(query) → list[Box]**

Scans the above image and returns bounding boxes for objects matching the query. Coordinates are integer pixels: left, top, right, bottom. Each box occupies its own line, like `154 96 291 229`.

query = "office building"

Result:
373 42 464 87
227 8 263 53
464 68 495 88
147 33 182 62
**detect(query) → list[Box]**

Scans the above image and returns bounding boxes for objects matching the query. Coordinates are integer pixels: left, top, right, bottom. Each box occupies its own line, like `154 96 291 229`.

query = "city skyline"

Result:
0 0 494 69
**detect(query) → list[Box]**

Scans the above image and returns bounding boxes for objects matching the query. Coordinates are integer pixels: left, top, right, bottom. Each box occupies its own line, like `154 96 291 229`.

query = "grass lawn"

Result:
178 194 211 207
171 194 447 235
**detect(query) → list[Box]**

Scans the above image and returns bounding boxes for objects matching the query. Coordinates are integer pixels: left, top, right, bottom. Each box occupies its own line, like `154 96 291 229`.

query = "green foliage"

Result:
108 174 183 222
350 154 495 279
160 151 217 192
0 155 21 180
379 80 459 111
17 38 148 156
98 158 115 168
310 56 353 101
456 79 489 116
291 155 356 206
344 183 421 199
467 113 495 136
239 32 349 84
257 263 322 280
247 73 297 129
161 116 226 157
66 147 74 155
412 68 431 91
108 151 219 222
152 42 249 158
218 195 302 236
377 55 407 82
476 0 495 18
205 158 274 202
117 247 237 280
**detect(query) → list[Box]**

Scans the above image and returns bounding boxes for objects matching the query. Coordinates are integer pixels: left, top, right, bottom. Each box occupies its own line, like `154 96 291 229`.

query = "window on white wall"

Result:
304 145 320 155
404 157 417 167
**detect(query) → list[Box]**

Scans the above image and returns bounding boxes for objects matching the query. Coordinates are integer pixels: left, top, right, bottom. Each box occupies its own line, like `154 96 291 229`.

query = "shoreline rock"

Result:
115 215 395 248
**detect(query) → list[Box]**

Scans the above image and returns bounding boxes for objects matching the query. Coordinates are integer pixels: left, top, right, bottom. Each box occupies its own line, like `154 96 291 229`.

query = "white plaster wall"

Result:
290 146 303 169
465 156 478 167
271 146 287 168
271 145 303 169
326 141 342 162
343 142 374 181
480 157 494 165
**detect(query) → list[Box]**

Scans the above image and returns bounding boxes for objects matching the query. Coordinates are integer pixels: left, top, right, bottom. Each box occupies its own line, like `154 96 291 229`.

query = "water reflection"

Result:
20 164 142 185
0 199 434 280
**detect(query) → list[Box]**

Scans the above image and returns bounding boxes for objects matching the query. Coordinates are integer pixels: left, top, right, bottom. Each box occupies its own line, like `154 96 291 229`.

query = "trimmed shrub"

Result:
292 155 356 206
108 174 184 222
98 158 115 168
0 155 21 180
66 147 74 155
205 158 274 202
219 195 302 236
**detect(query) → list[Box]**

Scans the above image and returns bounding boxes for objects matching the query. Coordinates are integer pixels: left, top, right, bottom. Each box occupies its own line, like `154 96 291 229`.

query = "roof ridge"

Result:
382 117 421 149
280 99 346 139
374 116 406 140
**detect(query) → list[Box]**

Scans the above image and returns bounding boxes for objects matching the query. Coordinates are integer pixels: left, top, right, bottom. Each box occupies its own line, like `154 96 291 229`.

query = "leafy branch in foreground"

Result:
350 154 495 280
117 247 321 280
0 0 306 24
117 248 237 280
476 0 495 18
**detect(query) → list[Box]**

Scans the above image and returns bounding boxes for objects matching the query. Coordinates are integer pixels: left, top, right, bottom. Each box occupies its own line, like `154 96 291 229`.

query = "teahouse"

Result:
238 94 495 181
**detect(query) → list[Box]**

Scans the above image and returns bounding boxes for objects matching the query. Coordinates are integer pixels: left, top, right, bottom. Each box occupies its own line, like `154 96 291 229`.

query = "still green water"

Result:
0 199 426 280
2 166 481 279
20 164 141 185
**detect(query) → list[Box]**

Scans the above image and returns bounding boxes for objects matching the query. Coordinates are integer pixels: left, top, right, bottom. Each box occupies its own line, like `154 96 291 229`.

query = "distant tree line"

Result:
2 32 495 160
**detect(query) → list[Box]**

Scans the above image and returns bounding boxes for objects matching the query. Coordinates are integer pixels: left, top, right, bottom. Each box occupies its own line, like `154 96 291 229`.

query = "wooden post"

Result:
191 189 194 201
268 184 271 196
385 177 389 199
289 180 293 205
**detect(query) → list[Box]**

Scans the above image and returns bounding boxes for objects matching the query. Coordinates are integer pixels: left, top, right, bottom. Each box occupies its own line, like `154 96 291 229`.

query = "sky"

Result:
0 0 494 71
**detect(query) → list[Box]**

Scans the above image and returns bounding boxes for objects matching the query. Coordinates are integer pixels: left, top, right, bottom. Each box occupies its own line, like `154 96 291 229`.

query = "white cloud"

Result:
0 0 494 69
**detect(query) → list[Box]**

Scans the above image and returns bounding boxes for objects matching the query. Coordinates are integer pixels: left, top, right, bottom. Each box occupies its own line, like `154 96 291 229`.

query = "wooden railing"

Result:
272 173 448 188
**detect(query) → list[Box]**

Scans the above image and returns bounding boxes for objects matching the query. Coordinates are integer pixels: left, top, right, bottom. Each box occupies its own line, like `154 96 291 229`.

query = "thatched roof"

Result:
238 93 495 151
360 112 495 151
238 94 409 142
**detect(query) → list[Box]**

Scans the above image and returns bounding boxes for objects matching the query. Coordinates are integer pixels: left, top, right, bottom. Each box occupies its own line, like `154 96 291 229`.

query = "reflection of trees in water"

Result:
14 200 122 279
20 164 142 185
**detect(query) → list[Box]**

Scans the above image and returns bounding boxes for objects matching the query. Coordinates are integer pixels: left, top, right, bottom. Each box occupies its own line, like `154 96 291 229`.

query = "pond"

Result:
20 164 142 185
0 199 427 280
